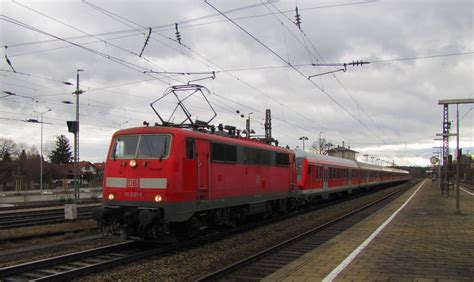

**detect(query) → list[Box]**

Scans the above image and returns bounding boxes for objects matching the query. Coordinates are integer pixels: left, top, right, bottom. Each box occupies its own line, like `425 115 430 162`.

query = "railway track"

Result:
0 232 220 280
0 241 142 281
0 182 415 281
197 182 413 281
0 206 98 229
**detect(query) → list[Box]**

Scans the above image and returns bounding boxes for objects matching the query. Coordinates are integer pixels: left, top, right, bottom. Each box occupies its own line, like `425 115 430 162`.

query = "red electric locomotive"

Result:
95 125 297 239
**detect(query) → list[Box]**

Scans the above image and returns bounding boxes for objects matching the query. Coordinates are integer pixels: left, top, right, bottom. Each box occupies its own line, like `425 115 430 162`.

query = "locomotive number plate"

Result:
127 178 139 188
124 191 143 197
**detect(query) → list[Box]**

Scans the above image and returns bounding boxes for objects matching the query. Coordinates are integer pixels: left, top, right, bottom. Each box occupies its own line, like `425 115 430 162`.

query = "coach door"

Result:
323 166 329 190
196 139 210 204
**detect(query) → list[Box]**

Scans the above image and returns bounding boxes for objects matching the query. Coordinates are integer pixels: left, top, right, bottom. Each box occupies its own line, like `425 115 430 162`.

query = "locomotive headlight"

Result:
108 193 115 200
129 160 137 168
154 195 162 203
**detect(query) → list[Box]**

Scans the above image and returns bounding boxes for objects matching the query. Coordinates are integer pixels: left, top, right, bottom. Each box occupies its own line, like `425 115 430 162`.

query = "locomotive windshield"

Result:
111 134 171 159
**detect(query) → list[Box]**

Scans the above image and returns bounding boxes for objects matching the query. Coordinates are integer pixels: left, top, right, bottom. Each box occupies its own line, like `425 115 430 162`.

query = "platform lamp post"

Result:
299 136 308 151
236 111 254 138
33 108 51 193
438 98 474 214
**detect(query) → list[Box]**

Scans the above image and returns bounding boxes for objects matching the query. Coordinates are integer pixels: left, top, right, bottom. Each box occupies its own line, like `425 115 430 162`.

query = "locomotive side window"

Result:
242 147 272 165
275 152 290 166
211 143 237 163
186 138 195 159
226 145 237 162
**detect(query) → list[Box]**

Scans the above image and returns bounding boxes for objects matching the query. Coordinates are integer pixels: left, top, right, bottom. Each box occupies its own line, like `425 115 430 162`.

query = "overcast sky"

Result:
0 0 472 166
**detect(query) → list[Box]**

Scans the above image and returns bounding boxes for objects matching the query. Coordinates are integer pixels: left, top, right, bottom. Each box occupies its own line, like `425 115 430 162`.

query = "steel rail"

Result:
0 207 96 229
0 181 415 281
196 181 416 281
0 241 136 280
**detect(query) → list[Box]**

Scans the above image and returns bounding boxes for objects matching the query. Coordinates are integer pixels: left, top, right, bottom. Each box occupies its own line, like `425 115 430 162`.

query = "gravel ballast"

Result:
87 184 413 280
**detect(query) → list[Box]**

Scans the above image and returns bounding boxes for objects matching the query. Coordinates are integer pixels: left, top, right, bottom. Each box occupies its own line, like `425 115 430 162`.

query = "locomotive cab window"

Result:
112 135 139 159
111 134 171 159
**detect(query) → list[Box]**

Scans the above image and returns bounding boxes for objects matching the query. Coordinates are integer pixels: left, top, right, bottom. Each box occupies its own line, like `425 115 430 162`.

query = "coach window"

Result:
186 138 195 159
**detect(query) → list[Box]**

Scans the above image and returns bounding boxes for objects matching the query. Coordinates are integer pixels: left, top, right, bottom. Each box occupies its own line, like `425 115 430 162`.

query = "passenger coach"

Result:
296 150 409 204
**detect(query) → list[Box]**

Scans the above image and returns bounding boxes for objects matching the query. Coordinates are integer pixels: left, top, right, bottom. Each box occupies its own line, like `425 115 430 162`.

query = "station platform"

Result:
264 179 474 281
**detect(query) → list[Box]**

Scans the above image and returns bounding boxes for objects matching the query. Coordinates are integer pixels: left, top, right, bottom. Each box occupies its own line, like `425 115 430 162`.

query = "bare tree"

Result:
310 138 334 155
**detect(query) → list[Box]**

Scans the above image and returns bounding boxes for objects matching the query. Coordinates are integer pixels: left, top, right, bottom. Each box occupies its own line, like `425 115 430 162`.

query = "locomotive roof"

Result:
113 126 293 154
295 150 359 168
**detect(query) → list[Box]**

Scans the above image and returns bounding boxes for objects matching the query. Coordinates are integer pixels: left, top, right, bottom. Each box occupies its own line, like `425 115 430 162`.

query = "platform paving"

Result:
264 179 474 281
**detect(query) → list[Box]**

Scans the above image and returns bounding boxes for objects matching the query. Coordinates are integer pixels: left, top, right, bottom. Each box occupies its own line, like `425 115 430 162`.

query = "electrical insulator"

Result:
175 23 182 44
295 7 302 29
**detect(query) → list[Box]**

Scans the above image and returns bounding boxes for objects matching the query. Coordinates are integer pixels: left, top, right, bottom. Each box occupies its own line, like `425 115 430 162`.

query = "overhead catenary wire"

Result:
10 2 171 75
78 1 336 141
1 3 356 148
205 0 389 146
1 2 466 151
0 14 182 87
2 0 386 147
5 1 376 49
265 1 391 144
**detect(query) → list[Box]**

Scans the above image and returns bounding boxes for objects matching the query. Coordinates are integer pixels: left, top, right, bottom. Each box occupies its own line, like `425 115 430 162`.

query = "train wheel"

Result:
263 202 273 219
176 216 201 241
186 216 201 238
120 228 129 240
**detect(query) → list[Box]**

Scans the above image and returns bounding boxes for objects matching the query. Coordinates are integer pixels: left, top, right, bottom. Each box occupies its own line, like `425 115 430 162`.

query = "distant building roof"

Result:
93 162 105 171
62 161 98 175
327 146 359 154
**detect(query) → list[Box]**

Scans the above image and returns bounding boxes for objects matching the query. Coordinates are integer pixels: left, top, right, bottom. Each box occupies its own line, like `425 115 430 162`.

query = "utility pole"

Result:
33 108 51 193
319 132 323 154
438 98 474 213
74 69 84 202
